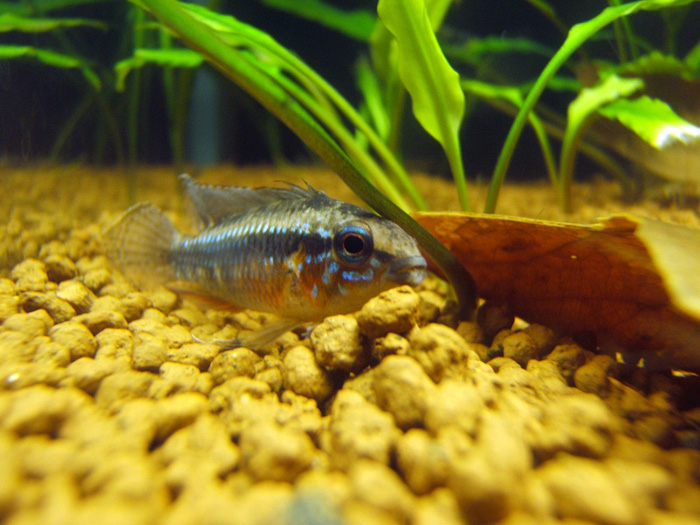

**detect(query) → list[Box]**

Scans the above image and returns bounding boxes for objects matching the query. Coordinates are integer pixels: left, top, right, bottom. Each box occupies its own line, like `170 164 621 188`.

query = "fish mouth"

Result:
388 255 428 286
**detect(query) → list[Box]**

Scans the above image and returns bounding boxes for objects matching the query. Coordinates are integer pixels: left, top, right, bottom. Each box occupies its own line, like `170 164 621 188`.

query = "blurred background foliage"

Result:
1 0 699 185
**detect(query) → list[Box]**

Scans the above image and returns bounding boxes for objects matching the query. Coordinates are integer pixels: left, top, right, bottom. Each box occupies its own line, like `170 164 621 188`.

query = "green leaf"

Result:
254 0 376 42
0 13 106 33
114 48 203 91
558 74 643 209
0 45 101 89
568 74 644 130
598 95 700 149
0 0 112 16
444 35 555 67
377 0 469 209
606 50 697 79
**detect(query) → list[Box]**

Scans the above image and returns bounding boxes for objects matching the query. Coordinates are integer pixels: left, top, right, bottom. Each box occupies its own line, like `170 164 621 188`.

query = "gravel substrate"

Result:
1 166 699 525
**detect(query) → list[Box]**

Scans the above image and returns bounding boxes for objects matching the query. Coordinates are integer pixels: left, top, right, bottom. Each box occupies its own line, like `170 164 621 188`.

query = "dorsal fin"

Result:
179 174 319 227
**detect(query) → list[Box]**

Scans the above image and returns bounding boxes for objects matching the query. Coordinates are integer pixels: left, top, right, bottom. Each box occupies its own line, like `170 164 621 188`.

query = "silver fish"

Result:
104 174 427 347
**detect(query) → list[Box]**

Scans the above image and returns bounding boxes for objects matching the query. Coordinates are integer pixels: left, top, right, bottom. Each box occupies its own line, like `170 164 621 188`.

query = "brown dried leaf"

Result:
413 212 700 370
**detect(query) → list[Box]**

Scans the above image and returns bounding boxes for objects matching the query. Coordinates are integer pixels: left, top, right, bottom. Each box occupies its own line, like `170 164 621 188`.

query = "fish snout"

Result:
387 255 428 286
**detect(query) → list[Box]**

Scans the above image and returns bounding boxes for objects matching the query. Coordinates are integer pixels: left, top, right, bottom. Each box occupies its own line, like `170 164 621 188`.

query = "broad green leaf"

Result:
114 48 203 91
0 45 100 89
378 0 469 209
0 13 106 33
377 0 464 144
609 51 696 79
598 95 700 148
254 0 376 42
568 74 644 130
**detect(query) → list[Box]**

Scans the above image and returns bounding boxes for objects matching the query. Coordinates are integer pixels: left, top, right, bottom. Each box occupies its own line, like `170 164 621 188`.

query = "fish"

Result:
104 174 427 348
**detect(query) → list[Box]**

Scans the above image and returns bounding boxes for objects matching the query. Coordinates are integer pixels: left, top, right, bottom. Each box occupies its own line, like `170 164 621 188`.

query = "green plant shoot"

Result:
377 0 470 211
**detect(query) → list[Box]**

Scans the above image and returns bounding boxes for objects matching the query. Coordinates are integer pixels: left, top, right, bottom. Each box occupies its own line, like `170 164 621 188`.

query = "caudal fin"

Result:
103 203 179 286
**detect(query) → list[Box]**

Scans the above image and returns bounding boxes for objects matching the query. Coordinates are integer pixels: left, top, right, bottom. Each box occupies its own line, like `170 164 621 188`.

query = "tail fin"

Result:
103 203 179 286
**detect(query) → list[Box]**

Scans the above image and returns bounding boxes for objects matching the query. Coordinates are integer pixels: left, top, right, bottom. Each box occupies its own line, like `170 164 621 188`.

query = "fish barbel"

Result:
104 174 427 347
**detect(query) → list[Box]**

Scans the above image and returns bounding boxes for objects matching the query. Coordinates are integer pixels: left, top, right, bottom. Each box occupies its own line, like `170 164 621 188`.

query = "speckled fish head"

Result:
296 201 427 315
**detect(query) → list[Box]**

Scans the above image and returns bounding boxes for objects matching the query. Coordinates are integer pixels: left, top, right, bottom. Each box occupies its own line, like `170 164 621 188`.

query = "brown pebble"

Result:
311 315 368 372
372 355 435 430
325 389 400 470
536 454 638 524
157 413 240 482
407 323 473 382
166 343 220 371
456 320 484 344
55 280 94 313
3 309 54 338
19 291 76 323
209 348 261 384
424 379 487 436
348 459 416 523
149 286 179 314
132 335 169 371
120 292 151 321
64 357 127 394
396 428 450 494
95 370 155 412
545 343 586 383
0 278 15 295
239 421 315 482
48 321 97 361
170 307 209 328
94 328 134 361
33 339 71 367
0 294 20 323
522 324 558 356
158 362 213 396
152 392 208 442
372 332 410 361
11 259 48 293
356 285 420 339
43 254 77 282
283 345 334 404
416 289 446 325
82 267 112 292
73 310 128 334
574 354 617 396
476 301 514 342
0 385 90 435
502 331 539 368
1 361 66 389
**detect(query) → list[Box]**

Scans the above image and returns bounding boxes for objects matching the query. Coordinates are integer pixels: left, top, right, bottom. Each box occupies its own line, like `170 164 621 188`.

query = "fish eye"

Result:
334 222 373 264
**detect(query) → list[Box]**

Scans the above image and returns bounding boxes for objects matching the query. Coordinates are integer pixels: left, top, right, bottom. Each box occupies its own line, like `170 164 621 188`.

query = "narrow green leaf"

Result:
0 45 101 89
254 0 376 42
377 0 469 209
0 0 112 16
114 48 203 91
444 35 555 67
0 13 106 33
599 95 700 149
